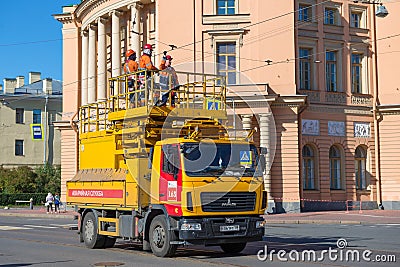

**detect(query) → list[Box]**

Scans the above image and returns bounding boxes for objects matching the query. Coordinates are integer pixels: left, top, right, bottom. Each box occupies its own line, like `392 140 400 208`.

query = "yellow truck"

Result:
67 70 267 257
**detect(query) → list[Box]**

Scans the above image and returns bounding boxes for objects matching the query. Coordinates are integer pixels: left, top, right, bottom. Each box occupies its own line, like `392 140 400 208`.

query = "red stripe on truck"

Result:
68 189 123 198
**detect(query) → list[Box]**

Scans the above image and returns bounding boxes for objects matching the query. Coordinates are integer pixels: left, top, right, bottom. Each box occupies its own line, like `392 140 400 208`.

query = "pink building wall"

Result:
54 0 399 211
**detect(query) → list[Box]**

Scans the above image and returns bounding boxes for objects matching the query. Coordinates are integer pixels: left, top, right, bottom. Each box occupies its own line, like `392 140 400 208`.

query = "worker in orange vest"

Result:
124 49 138 106
139 44 158 72
157 53 179 107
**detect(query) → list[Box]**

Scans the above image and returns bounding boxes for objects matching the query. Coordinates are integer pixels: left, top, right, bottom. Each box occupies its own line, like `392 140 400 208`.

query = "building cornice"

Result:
53 12 74 25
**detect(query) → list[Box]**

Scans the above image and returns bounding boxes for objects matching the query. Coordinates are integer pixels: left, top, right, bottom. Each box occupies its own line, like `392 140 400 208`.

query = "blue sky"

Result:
0 0 80 85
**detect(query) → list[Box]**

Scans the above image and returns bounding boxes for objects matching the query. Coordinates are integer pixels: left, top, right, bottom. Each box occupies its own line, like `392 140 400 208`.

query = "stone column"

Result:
88 24 97 104
110 10 122 79
130 3 142 56
97 17 107 101
259 114 273 197
241 115 253 140
81 29 89 106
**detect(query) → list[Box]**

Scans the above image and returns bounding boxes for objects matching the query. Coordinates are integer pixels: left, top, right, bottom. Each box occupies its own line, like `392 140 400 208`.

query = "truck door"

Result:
159 144 182 204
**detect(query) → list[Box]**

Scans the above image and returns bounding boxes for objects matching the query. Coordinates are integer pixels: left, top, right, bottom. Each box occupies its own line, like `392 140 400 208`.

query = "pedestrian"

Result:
157 53 179 107
45 192 54 214
54 193 61 213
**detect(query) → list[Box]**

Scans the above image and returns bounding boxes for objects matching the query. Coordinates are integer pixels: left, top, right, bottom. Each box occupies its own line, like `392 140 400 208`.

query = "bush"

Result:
0 193 47 206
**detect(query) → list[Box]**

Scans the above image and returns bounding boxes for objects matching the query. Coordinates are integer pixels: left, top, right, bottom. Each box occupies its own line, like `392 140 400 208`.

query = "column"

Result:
241 115 253 140
81 30 89 106
110 10 121 79
130 3 142 55
259 114 273 200
88 24 97 104
97 17 107 101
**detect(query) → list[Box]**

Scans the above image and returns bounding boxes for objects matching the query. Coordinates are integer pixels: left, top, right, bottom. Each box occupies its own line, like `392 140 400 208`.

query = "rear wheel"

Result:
149 215 177 257
220 242 247 254
82 212 105 249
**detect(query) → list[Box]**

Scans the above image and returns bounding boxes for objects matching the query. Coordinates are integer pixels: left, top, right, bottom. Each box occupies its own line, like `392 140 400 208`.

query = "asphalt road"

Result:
0 216 399 267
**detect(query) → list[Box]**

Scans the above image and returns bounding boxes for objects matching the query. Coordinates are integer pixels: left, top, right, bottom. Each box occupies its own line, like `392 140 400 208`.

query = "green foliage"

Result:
0 193 47 206
0 164 61 195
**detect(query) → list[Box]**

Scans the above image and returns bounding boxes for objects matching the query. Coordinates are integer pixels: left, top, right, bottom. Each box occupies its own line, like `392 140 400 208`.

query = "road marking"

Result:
23 224 58 229
49 223 76 229
0 225 32 231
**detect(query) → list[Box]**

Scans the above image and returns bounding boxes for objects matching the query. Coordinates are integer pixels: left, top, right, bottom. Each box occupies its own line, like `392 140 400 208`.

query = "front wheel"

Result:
220 242 247 254
82 212 105 249
149 215 177 257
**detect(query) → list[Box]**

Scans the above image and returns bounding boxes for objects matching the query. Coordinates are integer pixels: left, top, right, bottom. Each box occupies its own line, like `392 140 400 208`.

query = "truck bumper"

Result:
178 216 264 245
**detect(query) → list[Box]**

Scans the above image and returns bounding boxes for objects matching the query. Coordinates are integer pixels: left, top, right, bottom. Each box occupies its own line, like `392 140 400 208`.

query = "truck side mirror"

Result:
259 154 266 173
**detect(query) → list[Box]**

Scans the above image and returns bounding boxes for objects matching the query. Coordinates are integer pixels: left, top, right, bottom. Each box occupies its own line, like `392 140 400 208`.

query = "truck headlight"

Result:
256 220 266 228
181 223 202 231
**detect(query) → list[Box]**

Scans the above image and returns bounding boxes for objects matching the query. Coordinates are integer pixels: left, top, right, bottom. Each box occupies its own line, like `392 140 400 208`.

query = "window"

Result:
16 108 24 124
299 4 311 21
217 0 235 15
302 145 316 190
299 48 312 90
351 53 363 93
326 51 338 92
162 145 180 176
33 109 41 124
324 7 338 25
329 146 342 190
355 146 367 190
350 12 362 28
15 140 24 156
217 42 236 84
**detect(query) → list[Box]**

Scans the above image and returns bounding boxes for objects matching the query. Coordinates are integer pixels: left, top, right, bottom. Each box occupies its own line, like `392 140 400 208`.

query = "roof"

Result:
14 79 62 95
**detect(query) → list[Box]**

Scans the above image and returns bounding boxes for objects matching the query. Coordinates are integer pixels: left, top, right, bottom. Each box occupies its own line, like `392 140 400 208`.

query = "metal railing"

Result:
79 70 226 134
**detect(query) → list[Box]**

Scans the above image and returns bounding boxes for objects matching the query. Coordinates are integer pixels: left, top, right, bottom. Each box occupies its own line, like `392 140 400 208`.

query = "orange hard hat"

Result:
126 49 135 57
143 44 153 50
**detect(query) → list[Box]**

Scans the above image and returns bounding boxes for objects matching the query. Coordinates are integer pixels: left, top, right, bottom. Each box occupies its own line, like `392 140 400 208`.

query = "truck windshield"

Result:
182 142 262 177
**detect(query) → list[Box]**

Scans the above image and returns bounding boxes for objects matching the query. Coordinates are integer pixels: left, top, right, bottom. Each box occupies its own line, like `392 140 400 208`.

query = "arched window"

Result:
355 146 367 190
330 146 342 189
302 145 316 189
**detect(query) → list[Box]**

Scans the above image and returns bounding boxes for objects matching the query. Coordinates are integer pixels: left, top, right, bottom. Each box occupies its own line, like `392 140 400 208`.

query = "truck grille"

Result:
200 192 256 212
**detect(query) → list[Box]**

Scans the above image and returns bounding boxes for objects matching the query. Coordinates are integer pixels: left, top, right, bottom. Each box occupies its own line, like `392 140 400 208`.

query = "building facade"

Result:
0 72 62 167
54 0 399 211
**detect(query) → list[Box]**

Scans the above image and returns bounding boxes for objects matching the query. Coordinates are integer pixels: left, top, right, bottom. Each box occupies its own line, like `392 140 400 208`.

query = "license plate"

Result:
220 225 240 232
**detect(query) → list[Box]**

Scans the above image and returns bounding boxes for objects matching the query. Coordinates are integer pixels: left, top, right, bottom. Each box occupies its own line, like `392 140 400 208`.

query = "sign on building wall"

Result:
302 119 319 136
328 121 345 136
354 122 370 138
30 124 43 140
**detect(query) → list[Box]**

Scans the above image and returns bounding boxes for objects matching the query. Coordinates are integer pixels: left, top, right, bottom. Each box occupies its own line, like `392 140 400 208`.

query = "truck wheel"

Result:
82 212 105 249
149 215 177 257
104 237 116 248
220 242 247 254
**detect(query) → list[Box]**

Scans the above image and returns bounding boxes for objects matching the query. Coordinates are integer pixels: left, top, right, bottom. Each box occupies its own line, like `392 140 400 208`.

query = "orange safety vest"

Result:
124 60 138 74
139 54 158 71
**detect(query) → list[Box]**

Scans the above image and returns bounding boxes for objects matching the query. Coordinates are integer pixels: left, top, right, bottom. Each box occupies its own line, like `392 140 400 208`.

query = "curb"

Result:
266 219 363 225
0 212 75 219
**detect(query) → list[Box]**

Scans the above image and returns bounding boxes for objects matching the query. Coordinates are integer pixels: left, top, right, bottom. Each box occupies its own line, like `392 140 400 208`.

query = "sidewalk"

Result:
263 209 400 224
0 206 77 219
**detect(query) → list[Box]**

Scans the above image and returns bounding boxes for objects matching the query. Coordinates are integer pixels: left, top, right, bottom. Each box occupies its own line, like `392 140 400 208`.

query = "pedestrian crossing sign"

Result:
206 98 221 110
240 151 252 166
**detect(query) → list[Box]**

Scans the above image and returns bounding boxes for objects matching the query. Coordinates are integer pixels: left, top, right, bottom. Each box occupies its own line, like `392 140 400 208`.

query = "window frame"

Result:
299 48 313 90
15 140 24 156
16 108 24 124
324 7 338 25
326 51 338 92
329 145 343 190
216 0 236 15
351 53 363 94
355 146 367 190
350 7 367 29
33 109 41 124
302 145 317 190
298 4 312 22
216 42 237 85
